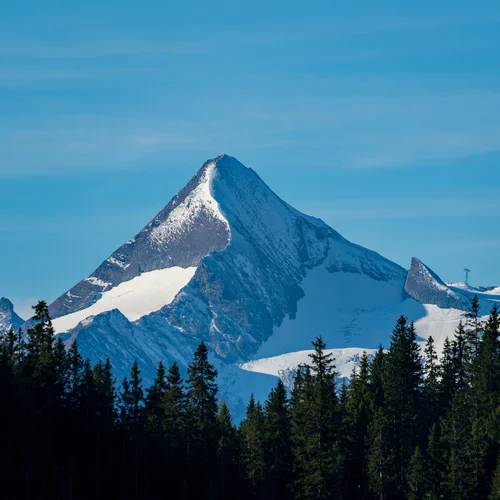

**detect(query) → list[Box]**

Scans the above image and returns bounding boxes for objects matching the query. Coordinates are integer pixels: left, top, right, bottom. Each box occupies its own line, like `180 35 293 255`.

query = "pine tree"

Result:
369 345 385 410
453 321 470 393
345 352 372 499
93 358 116 428
426 423 445 500
144 361 167 437
380 317 423 497
465 294 483 359
25 301 54 363
92 358 116 499
162 362 187 449
367 407 398 500
423 336 440 425
407 446 431 500
161 362 188 498
439 337 455 411
264 380 293 500
67 341 85 413
186 342 219 496
473 305 500 413
118 361 144 498
216 401 239 499
291 337 344 500
240 395 266 498
441 394 473 499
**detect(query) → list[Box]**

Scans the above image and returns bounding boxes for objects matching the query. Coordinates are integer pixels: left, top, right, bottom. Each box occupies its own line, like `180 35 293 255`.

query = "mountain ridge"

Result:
14 154 499 417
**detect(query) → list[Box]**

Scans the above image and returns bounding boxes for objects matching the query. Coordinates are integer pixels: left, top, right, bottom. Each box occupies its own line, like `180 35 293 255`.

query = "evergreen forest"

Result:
1 297 500 499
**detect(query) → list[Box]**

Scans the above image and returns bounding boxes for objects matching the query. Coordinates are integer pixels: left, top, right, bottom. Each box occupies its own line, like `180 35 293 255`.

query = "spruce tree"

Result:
216 400 239 499
240 395 266 498
407 446 431 500
367 406 398 500
426 423 445 500
465 294 483 359
453 321 470 393
291 337 344 500
345 352 372 499
381 317 423 497
186 342 219 496
441 394 473 499
144 361 167 437
473 305 500 413
423 336 440 426
439 336 455 411
369 345 385 410
161 362 188 498
162 362 187 449
264 380 293 500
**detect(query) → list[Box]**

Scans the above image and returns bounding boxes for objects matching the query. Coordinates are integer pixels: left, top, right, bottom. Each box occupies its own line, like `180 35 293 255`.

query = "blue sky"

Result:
1 0 500 317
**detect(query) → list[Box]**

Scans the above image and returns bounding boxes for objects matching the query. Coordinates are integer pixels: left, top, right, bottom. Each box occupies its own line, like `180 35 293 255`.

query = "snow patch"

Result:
84 277 112 288
241 347 378 385
107 257 130 269
53 266 197 333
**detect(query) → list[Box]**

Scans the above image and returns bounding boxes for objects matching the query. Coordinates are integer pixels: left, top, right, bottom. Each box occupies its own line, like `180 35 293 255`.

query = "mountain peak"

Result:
404 257 468 309
0 297 24 332
0 297 15 313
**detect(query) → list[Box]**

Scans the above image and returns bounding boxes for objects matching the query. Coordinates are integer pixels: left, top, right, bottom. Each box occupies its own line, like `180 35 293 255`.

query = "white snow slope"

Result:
237 249 488 397
53 267 197 333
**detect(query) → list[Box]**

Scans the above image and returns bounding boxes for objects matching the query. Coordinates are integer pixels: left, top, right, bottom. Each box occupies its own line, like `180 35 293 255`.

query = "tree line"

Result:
1 297 500 499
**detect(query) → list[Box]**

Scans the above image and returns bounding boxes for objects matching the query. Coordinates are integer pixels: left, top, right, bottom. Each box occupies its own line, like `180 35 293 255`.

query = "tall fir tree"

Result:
407 446 432 500
465 294 483 360
291 337 344 500
264 380 293 500
368 317 423 498
345 352 372 499
240 395 266 498
216 401 239 499
186 342 219 497
161 362 188 498
369 345 385 411
423 336 440 426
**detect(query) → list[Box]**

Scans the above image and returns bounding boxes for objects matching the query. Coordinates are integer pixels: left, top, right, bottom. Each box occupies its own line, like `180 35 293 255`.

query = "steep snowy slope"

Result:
39 154 497 417
0 297 24 332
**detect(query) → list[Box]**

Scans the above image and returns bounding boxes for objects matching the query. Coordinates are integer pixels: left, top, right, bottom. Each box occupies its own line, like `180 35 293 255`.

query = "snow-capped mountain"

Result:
40 155 499 416
0 297 24 332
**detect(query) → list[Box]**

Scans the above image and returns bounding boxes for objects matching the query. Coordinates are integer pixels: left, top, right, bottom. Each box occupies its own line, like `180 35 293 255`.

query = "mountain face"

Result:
404 257 469 310
0 298 24 332
41 155 499 417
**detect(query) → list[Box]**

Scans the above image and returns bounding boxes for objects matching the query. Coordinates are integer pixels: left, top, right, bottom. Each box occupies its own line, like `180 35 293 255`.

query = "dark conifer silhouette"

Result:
1 298 500 499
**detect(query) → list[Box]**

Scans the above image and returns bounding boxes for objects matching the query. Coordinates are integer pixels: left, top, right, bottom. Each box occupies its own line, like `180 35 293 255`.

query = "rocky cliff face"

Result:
0 297 24 332
404 257 469 309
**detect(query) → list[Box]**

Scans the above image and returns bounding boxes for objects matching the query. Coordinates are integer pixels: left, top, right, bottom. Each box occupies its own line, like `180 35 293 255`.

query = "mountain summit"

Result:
41 155 499 415
0 297 24 332
50 155 404 358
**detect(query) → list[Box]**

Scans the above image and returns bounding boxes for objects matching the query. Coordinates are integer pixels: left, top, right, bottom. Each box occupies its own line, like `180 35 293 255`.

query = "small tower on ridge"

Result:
464 268 471 286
